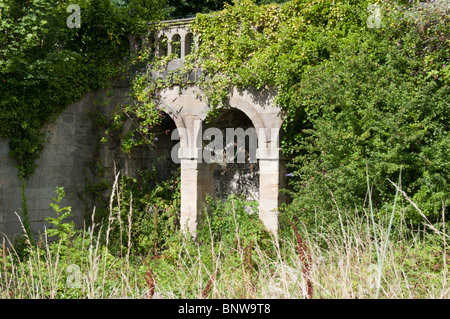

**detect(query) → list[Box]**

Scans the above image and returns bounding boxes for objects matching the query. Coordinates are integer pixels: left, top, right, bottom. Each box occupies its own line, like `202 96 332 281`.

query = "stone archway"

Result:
204 108 260 204
227 91 284 234
120 111 180 183
153 84 284 235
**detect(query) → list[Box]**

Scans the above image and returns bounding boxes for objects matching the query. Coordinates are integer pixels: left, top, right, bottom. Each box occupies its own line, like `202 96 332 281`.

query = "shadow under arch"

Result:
204 108 260 204
155 103 189 151
120 110 180 183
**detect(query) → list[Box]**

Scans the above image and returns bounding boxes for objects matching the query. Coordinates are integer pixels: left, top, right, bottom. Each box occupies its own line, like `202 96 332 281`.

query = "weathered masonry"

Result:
145 18 287 234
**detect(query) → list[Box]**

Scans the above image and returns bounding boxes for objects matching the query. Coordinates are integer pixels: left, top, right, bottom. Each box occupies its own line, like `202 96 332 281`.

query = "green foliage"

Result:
102 170 181 257
116 0 170 34
1 0 449 299
124 0 448 232
282 1 449 227
167 0 232 18
147 0 447 230
0 0 167 179
45 187 76 244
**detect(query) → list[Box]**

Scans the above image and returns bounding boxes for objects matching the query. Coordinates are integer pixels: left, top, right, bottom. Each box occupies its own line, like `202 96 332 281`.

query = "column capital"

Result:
256 147 281 160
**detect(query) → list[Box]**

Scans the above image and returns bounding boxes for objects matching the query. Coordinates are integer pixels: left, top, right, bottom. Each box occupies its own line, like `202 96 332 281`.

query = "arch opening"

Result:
171 34 181 58
204 108 259 204
157 34 168 57
144 112 179 182
121 112 179 185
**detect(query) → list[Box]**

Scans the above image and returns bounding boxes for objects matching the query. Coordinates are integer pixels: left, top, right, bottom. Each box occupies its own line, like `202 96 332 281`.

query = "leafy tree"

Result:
0 0 167 245
167 0 232 18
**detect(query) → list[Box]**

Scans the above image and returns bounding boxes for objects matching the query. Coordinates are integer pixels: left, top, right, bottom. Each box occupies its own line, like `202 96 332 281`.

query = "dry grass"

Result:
0 175 448 299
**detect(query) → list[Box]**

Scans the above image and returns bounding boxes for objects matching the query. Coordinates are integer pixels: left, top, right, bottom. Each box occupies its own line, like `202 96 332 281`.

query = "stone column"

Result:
154 35 160 57
180 39 186 59
179 151 212 236
257 147 281 235
178 117 212 236
179 157 199 235
167 36 173 56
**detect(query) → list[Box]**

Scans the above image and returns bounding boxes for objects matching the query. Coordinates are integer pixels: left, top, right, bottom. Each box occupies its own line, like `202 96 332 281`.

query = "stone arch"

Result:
171 33 181 58
227 96 268 148
119 112 180 181
155 103 189 152
204 108 260 204
148 110 180 181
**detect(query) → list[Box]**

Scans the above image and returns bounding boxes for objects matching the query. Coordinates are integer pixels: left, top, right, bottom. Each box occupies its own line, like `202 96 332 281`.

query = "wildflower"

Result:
285 173 293 177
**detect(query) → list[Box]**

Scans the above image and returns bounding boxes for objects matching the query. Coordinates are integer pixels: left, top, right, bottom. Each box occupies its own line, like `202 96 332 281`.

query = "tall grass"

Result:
0 175 448 299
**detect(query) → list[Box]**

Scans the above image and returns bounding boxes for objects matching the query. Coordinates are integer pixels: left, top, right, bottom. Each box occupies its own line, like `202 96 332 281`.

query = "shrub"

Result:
283 2 449 228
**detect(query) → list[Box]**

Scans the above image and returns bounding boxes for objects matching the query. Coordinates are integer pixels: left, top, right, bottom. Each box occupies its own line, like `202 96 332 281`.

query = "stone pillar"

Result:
179 157 199 235
257 147 281 235
154 35 160 57
180 40 186 59
179 152 212 236
167 35 173 56
178 117 213 236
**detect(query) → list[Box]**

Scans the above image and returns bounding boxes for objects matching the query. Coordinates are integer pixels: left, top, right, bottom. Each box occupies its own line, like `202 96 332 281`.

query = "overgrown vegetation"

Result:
123 0 448 228
0 0 168 241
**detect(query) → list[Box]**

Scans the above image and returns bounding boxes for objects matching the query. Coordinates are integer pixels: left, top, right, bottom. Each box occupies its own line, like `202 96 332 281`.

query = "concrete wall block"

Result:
3 222 24 241
4 210 23 224
0 173 20 189
74 112 93 127
32 208 56 224
0 140 10 156
0 87 131 241
0 62 286 238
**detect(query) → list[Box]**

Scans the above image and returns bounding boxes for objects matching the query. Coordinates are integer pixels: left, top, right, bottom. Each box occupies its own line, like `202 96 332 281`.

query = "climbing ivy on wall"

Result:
123 0 449 227
0 0 168 179
0 0 168 244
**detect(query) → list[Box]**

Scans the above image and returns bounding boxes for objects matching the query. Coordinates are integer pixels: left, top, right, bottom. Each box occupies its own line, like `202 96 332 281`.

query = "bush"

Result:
98 170 181 257
283 2 449 228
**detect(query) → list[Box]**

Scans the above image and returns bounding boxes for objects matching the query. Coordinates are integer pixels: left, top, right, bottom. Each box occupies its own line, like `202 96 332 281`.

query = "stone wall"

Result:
0 86 130 244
